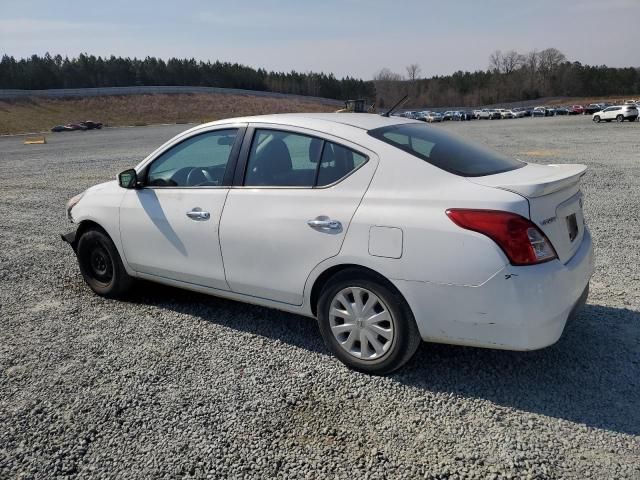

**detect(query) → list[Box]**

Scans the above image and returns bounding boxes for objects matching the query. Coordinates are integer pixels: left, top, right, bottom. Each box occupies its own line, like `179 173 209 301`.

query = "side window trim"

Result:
232 125 369 189
141 126 246 189
313 140 327 187
232 125 255 187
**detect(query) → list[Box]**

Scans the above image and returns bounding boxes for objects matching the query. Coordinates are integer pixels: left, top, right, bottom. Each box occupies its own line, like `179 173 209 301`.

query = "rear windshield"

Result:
368 123 525 177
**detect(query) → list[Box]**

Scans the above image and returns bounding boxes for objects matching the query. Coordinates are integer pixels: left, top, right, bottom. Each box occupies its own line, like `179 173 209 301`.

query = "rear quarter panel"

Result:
320 141 530 287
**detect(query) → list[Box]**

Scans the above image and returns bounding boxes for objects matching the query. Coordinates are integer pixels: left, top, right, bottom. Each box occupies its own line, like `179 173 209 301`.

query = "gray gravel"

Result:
1 117 639 479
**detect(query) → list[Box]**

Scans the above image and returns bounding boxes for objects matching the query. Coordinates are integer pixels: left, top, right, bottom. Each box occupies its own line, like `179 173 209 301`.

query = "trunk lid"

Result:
468 163 587 264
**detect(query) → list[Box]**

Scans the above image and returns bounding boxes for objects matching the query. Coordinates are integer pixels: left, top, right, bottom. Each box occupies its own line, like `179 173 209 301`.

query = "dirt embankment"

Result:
0 93 337 135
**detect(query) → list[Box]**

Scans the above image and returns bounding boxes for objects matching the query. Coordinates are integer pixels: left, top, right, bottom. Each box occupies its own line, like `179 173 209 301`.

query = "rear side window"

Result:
317 142 367 186
244 128 367 187
244 130 317 187
368 123 524 177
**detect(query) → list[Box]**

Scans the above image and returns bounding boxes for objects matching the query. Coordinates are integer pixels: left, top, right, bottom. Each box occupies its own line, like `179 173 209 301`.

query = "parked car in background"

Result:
554 108 570 116
569 105 584 115
413 112 425 122
68 123 89 131
80 121 103 130
462 110 476 120
62 113 593 374
513 107 532 117
475 109 491 120
592 105 638 123
443 111 464 121
509 109 526 118
583 104 602 115
51 123 89 132
487 109 502 119
533 106 555 117
425 112 444 123
51 125 73 132
532 107 546 117
497 109 514 119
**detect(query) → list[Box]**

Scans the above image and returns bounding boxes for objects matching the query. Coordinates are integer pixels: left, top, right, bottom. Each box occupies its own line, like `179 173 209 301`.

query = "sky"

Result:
1 0 639 79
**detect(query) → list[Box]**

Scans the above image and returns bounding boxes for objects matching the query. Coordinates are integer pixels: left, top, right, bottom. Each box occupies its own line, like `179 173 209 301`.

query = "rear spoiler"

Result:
468 163 587 198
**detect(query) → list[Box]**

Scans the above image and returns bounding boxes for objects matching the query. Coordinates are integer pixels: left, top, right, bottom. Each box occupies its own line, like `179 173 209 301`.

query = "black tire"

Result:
317 269 421 375
593 116 600 123
76 229 134 297
616 115 624 123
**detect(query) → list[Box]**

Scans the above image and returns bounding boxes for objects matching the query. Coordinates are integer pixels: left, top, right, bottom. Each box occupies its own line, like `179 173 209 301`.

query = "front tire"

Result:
76 229 134 297
317 270 421 375
616 115 624 123
593 115 601 123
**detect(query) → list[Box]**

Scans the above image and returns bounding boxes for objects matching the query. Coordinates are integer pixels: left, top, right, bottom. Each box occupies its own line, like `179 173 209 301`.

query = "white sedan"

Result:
63 113 594 374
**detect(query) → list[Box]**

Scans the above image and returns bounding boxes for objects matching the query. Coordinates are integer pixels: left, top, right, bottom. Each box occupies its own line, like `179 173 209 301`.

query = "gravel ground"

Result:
1 117 639 479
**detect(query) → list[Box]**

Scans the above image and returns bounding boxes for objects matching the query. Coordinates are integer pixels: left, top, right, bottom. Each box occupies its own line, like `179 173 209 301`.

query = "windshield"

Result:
368 123 525 177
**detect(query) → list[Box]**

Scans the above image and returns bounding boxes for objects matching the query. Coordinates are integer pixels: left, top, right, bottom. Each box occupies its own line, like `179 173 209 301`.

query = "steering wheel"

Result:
186 167 214 186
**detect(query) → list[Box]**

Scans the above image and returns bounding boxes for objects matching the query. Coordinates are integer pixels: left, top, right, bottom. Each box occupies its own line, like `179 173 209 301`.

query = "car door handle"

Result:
307 217 342 230
186 208 210 221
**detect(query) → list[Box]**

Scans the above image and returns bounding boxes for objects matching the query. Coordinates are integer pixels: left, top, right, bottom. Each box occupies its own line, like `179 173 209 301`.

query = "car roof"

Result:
201 113 418 132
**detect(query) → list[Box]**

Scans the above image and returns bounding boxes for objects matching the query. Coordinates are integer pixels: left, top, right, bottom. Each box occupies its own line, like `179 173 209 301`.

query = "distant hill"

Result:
0 91 337 135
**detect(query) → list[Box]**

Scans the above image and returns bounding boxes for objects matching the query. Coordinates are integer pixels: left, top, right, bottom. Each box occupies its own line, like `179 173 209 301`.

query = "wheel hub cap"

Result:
329 287 395 361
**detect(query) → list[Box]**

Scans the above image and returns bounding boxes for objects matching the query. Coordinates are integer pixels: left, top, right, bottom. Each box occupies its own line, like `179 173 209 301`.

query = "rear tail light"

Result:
446 209 557 265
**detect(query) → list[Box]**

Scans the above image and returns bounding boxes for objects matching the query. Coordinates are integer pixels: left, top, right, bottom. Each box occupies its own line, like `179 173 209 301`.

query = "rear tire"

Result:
616 115 624 123
76 229 134 298
317 269 421 375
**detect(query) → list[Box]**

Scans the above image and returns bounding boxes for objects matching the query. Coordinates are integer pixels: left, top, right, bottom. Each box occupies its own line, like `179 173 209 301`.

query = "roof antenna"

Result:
382 94 409 117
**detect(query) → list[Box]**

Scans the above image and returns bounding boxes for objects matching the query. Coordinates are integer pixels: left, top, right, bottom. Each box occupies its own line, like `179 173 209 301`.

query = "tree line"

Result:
375 48 640 108
0 53 374 100
1 50 638 107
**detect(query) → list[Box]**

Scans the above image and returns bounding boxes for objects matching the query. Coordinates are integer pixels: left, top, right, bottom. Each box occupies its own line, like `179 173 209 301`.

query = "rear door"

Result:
219 125 377 305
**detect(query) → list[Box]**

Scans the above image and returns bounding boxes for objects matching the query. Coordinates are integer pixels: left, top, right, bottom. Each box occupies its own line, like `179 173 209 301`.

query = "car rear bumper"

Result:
393 228 595 351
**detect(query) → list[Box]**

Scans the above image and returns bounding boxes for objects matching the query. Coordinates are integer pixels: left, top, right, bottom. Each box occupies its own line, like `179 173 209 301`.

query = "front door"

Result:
219 127 377 305
119 128 241 290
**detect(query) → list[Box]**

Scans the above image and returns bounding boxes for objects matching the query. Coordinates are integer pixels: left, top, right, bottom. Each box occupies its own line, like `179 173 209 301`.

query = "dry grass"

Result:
0 93 338 135
547 95 640 106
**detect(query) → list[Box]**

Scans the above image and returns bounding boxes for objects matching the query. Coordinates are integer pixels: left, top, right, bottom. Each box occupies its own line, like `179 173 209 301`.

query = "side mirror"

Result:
118 168 138 189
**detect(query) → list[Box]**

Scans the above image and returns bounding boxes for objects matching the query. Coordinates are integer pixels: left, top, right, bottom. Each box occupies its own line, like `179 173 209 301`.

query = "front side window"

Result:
147 129 237 187
368 123 524 177
244 129 367 187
